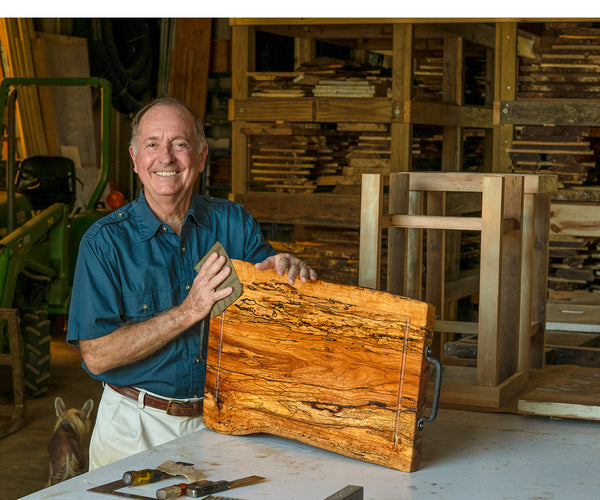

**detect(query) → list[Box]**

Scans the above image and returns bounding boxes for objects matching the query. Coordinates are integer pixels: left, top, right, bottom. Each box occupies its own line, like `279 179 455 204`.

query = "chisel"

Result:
184 475 266 497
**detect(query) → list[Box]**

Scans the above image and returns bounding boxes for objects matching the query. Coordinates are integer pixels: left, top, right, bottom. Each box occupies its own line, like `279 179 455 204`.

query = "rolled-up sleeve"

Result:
67 230 124 345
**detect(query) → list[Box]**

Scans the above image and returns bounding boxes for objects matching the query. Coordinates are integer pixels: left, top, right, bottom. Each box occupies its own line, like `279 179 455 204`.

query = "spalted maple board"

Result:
203 260 436 472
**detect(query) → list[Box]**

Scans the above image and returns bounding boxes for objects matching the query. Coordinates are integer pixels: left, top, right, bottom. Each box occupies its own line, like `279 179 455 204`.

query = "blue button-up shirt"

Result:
66 191 275 398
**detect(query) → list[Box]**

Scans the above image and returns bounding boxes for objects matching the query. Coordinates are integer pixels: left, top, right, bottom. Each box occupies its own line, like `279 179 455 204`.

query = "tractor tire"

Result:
21 309 52 398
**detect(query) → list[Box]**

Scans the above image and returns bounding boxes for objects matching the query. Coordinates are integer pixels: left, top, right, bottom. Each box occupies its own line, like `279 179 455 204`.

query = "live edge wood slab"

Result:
203 260 436 472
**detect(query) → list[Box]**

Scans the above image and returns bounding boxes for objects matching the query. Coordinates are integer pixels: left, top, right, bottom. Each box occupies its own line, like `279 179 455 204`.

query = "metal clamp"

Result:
417 345 442 431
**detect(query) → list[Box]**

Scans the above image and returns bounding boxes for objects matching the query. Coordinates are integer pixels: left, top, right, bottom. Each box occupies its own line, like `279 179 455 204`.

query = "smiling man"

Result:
66 97 316 469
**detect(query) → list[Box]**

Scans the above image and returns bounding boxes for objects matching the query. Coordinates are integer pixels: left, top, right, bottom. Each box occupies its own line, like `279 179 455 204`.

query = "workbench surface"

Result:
22 408 599 500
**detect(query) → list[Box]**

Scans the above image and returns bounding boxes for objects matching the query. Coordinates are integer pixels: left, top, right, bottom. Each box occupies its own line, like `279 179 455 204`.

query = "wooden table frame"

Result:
359 172 554 407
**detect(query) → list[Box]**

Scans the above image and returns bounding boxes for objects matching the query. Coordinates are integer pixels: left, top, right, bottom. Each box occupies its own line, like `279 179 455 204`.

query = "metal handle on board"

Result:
417 345 442 431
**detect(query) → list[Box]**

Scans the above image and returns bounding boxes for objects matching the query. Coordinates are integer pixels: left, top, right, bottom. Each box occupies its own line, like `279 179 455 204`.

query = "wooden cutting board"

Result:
203 260 435 472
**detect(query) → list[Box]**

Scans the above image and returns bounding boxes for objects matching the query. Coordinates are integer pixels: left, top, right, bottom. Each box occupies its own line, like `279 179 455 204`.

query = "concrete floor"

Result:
0 334 103 500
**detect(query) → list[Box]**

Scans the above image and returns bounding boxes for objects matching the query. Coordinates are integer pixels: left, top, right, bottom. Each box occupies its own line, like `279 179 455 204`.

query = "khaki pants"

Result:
89 384 205 470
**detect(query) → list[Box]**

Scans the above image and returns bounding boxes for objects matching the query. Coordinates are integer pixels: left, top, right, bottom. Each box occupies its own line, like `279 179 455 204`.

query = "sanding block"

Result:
194 242 243 317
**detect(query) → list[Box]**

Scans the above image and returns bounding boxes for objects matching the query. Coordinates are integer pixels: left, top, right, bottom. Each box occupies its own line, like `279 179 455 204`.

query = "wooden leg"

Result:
387 173 409 295
478 176 504 387
0 308 26 439
359 174 384 290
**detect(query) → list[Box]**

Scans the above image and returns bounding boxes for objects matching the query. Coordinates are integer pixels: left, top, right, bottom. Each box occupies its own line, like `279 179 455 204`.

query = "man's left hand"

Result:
255 253 317 284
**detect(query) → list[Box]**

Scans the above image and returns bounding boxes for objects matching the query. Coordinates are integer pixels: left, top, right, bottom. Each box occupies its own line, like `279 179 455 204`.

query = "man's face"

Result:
129 104 207 203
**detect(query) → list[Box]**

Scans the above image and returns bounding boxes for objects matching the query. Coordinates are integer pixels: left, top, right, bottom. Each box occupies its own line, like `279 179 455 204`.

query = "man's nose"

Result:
156 143 175 161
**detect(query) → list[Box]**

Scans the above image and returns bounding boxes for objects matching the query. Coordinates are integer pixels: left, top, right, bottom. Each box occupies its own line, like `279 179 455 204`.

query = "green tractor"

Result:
0 77 114 404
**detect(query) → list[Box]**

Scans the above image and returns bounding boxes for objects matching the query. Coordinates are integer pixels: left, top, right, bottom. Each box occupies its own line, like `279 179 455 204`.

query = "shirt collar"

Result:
132 190 211 241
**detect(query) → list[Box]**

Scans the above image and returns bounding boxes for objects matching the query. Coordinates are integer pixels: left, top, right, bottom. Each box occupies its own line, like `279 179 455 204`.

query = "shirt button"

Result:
181 246 186 253
141 304 148 311
185 284 191 291
117 212 124 218
162 225 168 232
195 357 200 364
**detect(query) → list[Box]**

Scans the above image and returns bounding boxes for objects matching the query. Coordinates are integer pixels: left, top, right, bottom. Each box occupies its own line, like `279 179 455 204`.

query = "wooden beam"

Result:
500 100 600 126
234 192 362 228
232 98 391 123
407 101 493 128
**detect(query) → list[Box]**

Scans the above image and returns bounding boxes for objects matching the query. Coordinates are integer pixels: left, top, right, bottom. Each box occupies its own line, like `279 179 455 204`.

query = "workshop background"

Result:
2 17 600 499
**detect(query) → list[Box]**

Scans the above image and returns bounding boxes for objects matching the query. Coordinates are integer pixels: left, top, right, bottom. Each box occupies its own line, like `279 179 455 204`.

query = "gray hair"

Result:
129 96 207 154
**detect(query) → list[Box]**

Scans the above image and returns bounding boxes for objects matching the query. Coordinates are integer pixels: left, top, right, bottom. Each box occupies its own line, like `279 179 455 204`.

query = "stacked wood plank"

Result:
313 76 390 98
249 72 308 97
249 133 318 193
508 125 600 188
547 236 600 294
340 123 390 189
0 18 48 158
519 23 600 99
248 58 391 98
513 24 600 306
413 56 443 101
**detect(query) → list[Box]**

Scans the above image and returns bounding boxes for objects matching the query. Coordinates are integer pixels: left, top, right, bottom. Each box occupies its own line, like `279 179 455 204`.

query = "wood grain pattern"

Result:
203 260 435 472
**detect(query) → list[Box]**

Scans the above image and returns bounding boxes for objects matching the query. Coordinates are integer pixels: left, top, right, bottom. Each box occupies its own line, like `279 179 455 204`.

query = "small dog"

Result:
47 397 94 486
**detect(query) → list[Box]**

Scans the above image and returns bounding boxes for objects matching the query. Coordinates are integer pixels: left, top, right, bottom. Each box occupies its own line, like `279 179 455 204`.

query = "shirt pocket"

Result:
121 287 175 322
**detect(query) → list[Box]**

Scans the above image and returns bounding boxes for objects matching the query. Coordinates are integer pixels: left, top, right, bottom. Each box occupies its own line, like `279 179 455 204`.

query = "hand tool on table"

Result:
88 461 200 498
184 475 266 497
202 496 248 500
122 468 169 486
87 479 156 499
155 482 189 499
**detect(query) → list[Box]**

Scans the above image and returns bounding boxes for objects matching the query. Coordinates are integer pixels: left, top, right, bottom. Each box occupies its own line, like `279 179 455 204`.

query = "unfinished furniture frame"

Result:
359 172 554 408
0 308 25 439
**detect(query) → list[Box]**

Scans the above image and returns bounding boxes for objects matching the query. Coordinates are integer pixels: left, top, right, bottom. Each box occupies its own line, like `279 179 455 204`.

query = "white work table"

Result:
22 409 599 500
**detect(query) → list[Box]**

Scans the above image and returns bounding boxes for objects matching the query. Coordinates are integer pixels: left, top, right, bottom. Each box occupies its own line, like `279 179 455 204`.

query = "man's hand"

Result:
180 251 233 321
255 253 317 284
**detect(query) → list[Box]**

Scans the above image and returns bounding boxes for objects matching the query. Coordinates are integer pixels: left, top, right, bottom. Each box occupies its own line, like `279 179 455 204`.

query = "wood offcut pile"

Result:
513 23 600 298
512 25 600 188
518 23 600 99
321 123 391 195
413 56 443 101
249 57 391 98
547 236 600 296
509 125 600 188
244 122 352 193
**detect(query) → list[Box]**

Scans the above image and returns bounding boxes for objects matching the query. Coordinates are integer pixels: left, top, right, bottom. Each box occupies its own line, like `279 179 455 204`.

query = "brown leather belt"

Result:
107 384 203 417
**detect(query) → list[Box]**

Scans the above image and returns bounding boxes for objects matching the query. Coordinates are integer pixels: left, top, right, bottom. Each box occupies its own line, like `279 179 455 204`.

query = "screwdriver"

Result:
122 469 168 486
156 482 189 499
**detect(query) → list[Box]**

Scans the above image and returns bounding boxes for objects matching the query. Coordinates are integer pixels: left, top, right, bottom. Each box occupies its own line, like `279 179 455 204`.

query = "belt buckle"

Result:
166 399 188 416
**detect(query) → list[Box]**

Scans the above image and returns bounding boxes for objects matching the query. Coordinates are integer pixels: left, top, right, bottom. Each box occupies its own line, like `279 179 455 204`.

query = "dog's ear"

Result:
80 399 94 420
54 397 66 417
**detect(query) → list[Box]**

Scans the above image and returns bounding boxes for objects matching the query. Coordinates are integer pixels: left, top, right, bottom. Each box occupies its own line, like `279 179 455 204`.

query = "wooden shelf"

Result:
235 192 361 228
232 97 393 123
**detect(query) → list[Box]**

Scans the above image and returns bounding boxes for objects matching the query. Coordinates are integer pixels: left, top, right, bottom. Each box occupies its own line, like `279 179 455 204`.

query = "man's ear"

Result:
129 145 138 173
198 143 209 173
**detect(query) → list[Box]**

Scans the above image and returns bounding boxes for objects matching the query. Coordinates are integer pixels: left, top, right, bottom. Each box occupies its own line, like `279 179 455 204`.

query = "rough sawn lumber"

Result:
203 260 435 472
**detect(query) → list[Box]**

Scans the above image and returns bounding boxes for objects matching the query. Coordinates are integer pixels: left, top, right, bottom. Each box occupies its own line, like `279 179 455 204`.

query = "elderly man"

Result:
67 97 317 469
